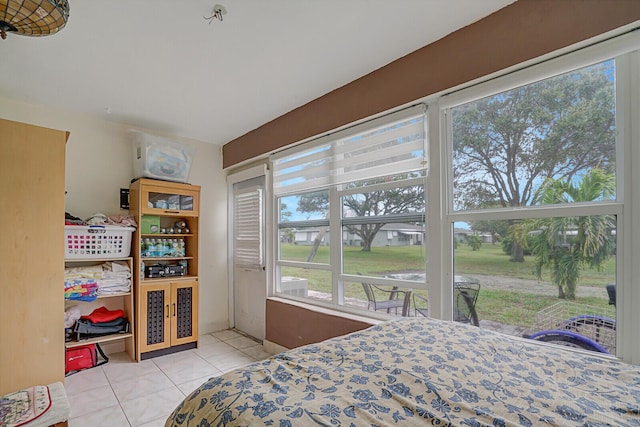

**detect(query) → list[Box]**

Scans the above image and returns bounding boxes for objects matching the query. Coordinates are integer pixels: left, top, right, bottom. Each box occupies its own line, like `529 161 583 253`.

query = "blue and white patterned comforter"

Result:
165 317 640 426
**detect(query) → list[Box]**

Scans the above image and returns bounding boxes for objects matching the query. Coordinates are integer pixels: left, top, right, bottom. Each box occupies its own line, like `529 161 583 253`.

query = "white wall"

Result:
0 96 230 335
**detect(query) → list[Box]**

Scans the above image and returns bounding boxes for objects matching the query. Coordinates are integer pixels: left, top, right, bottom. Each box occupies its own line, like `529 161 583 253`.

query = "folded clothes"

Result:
103 261 131 273
80 306 125 323
64 279 98 291
83 213 137 228
85 213 108 225
65 294 97 302
107 215 137 228
65 285 97 301
65 211 87 225
97 285 131 295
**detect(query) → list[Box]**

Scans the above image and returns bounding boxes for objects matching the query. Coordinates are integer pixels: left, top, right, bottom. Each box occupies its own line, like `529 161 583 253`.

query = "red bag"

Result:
65 343 108 376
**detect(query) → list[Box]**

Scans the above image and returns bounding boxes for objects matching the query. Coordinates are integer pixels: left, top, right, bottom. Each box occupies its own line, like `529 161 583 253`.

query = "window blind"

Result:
272 104 427 195
234 187 263 268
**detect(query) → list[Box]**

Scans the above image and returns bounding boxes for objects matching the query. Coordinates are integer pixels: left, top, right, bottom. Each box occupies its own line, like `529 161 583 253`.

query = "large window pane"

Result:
343 231 425 277
279 192 329 222
342 280 415 317
453 216 616 354
451 60 616 212
279 190 330 263
341 177 426 277
279 226 329 263
277 267 332 302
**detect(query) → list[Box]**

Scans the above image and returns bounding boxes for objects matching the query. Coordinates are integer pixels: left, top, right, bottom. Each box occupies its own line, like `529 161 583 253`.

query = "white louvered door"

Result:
232 178 266 340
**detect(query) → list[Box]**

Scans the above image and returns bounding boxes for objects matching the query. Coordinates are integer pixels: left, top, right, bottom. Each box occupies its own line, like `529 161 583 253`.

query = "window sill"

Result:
267 296 384 326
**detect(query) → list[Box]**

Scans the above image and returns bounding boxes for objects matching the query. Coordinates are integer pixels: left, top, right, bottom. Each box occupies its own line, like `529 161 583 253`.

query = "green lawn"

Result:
454 243 615 286
279 242 616 329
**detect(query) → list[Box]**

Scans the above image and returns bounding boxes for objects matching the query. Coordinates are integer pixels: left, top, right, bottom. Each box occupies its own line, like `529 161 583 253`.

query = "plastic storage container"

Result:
130 130 195 183
65 225 135 259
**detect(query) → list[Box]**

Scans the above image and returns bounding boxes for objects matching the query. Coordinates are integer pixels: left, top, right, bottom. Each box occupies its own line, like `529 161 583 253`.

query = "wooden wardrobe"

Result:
0 118 68 395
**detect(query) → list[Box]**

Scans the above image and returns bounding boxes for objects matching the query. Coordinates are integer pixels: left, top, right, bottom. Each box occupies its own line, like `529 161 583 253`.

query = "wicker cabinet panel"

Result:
139 283 171 353
170 281 198 346
146 289 166 346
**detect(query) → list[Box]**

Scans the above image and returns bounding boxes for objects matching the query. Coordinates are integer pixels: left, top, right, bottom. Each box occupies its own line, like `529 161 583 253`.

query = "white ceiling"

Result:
2 0 514 146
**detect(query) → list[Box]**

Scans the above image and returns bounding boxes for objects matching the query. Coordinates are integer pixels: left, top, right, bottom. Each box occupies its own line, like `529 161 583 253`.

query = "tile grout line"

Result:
68 331 268 427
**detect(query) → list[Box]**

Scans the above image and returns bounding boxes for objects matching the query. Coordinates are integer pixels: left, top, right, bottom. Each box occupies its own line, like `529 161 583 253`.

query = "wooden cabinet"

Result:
64 258 135 360
130 179 201 360
138 281 198 354
1 119 68 395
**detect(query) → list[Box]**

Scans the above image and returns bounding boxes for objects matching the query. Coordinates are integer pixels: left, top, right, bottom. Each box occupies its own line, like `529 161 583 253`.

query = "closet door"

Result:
1 119 67 394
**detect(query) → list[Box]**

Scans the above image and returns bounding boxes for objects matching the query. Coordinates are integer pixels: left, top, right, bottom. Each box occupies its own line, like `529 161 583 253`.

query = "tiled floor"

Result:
65 329 272 427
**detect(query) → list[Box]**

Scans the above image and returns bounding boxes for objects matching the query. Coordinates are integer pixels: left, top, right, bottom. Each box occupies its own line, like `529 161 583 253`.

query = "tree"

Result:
526 168 615 300
452 62 615 262
467 234 482 251
470 201 509 244
292 191 330 261
297 176 424 252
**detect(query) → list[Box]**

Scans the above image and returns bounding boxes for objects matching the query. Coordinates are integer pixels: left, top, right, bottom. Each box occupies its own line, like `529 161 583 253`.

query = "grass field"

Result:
279 242 616 329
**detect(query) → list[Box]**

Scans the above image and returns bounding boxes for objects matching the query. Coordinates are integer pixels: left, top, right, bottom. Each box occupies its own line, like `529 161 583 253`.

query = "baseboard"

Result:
262 339 289 355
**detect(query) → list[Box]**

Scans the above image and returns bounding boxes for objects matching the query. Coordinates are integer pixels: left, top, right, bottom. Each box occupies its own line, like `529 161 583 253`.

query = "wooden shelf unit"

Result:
130 179 201 361
64 257 135 361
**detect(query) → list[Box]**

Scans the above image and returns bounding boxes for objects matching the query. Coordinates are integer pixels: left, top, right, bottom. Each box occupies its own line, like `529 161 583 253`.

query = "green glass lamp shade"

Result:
0 0 70 39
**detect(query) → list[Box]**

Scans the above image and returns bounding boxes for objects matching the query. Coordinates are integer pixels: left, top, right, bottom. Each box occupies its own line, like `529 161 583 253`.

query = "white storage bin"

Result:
130 130 195 183
65 225 134 259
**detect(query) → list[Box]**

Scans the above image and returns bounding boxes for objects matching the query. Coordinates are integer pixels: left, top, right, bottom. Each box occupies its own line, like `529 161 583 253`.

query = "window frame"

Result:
436 37 640 362
268 31 640 363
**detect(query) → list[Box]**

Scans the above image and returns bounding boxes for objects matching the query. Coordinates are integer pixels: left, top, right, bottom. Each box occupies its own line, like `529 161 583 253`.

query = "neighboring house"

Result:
454 228 492 244
294 228 329 246
344 223 424 247
293 223 424 247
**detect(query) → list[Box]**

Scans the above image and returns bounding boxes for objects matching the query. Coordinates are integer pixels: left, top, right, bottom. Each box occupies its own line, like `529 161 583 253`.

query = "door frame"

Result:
227 163 270 331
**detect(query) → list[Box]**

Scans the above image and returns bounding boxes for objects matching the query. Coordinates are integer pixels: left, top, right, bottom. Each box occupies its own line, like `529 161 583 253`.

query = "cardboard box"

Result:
141 215 160 234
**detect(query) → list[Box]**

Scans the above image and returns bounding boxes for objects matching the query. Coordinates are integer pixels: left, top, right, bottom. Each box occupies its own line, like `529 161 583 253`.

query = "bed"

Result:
165 317 640 426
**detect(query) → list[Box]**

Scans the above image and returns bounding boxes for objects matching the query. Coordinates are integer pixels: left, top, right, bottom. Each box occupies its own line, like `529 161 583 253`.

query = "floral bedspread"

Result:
165 318 640 426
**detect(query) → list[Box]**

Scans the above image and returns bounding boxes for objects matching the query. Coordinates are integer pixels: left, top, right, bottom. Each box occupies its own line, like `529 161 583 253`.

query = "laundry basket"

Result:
64 225 135 259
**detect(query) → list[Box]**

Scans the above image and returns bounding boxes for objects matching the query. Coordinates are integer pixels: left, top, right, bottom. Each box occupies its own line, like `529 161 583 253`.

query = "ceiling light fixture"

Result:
0 0 70 40
204 4 226 24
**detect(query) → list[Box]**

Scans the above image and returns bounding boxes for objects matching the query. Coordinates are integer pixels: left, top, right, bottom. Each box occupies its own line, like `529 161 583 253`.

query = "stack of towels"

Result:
64 261 131 301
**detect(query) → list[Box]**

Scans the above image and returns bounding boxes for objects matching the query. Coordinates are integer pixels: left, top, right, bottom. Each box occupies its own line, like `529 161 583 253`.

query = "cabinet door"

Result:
1 119 67 394
140 283 172 353
170 281 198 346
141 184 199 217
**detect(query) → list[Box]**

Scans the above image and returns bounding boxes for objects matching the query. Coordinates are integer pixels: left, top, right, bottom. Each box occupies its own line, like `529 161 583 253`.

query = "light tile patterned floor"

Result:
65 329 271 427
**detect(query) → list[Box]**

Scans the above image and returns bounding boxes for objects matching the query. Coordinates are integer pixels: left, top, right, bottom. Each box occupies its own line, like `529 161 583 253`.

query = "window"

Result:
273 105 428 317
443 59 621 355
269 33 640 362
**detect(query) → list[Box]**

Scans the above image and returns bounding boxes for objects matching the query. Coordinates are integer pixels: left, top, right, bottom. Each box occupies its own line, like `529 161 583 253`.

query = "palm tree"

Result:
526 168 615 300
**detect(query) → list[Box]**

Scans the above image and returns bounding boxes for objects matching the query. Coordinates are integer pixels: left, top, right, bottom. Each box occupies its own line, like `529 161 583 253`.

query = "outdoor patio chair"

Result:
454 283 480 327
360 279 411 317
606 284 616 306
413 293 429 317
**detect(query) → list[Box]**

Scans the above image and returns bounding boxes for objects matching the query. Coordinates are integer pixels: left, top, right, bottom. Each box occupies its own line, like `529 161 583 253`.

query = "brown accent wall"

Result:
223 0 640 168
266 299 374 349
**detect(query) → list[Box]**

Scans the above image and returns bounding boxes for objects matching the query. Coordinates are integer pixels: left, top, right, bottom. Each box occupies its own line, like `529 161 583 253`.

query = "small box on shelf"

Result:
167 195 180 210
141 216 160 234
180 195 194 210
